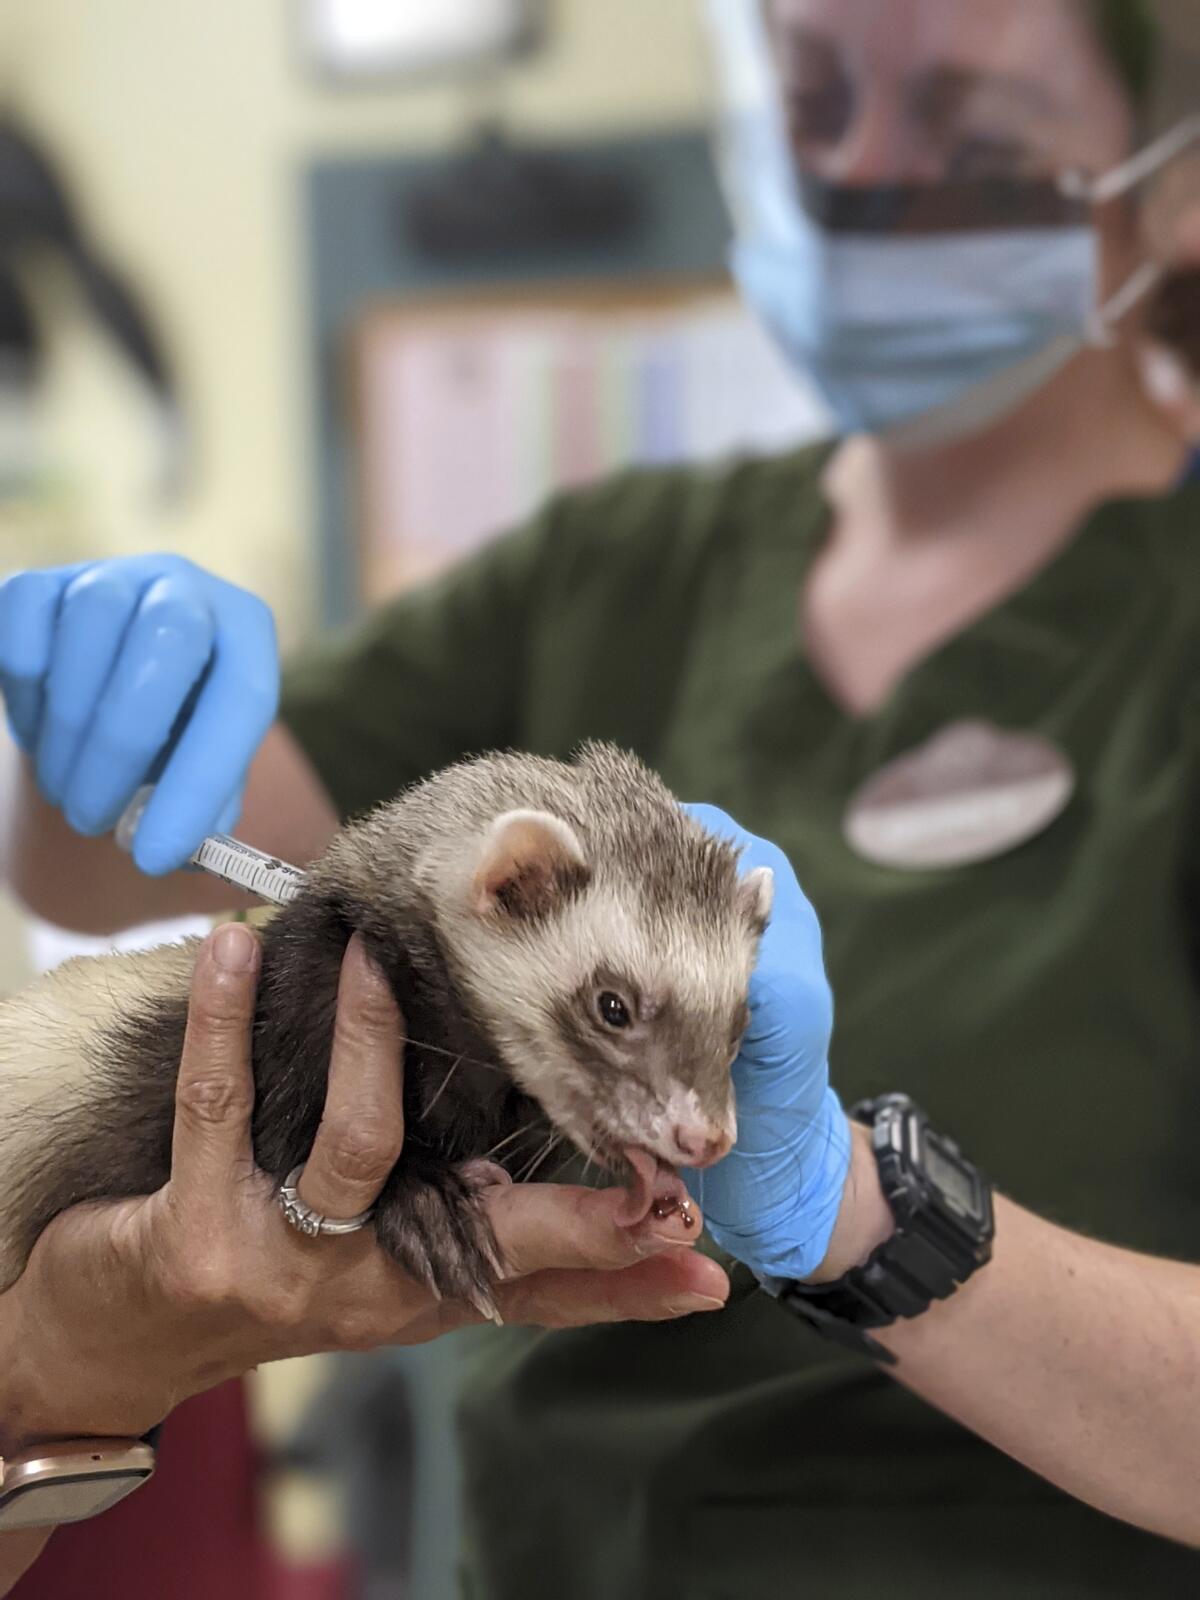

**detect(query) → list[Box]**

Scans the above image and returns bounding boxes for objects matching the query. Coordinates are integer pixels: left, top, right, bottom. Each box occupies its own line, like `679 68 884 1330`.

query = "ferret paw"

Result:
372 1158 504 1323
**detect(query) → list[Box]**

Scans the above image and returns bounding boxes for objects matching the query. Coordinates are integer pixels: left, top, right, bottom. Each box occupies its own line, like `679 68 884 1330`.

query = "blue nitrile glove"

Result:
0 555 278 874
680 804 852 1282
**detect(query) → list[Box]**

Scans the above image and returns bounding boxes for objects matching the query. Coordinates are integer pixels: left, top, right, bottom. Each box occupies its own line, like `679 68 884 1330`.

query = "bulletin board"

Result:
348 276 824 605
304 126 826 626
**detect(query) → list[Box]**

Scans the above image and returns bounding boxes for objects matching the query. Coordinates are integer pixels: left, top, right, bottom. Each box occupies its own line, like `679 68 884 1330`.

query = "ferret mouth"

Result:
610 1144 696 1230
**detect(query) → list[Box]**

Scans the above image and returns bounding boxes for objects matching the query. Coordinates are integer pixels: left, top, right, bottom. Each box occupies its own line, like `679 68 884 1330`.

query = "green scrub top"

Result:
281 445 1200 1597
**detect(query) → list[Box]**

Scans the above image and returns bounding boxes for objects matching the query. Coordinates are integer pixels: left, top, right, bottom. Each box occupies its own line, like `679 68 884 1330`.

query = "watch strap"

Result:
777 1094 994 1362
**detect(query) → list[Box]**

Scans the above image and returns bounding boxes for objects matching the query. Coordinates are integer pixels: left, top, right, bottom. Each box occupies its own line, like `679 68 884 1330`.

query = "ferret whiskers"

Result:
480 1122 549 1163
513 1130 565 1183
419 1052 466 1121
579 1134 607 1187
404 1034 506 1077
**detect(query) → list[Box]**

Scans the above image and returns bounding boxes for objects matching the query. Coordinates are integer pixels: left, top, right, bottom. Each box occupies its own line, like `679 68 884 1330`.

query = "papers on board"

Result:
356 292 829 600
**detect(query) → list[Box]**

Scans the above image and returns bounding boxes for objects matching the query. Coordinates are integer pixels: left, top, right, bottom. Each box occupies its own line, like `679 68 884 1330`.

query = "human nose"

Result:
816 87 942 187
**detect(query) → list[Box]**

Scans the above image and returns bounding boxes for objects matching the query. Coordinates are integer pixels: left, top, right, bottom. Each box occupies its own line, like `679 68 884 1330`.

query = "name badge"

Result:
844 719 1075 870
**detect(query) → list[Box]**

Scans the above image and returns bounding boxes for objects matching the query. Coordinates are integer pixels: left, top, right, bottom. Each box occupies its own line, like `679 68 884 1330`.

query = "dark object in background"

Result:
0 261 37 381
403 123 644 261
277 1356 415 1597
1147 266 1200 378
0 116 183 493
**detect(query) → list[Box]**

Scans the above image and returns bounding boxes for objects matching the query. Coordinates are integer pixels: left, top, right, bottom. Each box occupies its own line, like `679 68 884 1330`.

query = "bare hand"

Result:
0 926 727 1453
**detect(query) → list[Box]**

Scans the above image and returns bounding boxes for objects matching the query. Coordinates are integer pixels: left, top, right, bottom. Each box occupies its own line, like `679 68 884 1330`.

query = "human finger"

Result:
134 583 278 874
683 803 829 1101
34 565 145 805
169 924 261 1201
0 566 86 752
484 1181 704 1280
495 1250 729 1328
294 936 406 1224
61 573 217 836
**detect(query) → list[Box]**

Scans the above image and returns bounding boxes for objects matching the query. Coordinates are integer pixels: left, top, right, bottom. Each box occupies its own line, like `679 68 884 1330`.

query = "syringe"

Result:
115 786 308 907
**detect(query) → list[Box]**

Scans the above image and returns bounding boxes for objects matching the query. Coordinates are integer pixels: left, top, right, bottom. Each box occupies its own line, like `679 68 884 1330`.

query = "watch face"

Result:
923 1134 982 1220
0 1468 152 1530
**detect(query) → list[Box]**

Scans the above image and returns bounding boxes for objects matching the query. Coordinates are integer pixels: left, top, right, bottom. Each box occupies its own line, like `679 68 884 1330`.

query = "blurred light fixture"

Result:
302 0 543 80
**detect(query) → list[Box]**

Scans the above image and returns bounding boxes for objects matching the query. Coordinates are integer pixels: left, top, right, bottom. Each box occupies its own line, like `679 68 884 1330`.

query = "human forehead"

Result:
765 0 1134 169
768 0 1114 103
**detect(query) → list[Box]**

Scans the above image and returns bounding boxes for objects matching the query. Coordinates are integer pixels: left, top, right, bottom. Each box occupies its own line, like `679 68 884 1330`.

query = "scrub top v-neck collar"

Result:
683 444 1168 799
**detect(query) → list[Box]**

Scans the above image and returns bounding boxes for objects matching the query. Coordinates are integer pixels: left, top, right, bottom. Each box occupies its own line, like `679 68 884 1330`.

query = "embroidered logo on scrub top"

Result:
844 719 1076 870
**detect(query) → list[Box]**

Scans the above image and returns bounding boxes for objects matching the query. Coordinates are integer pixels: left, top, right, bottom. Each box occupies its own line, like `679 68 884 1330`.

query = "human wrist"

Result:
0 1288 58 1458
1 1369 163 1460
0 1259 167 1457
804 1120 896 1284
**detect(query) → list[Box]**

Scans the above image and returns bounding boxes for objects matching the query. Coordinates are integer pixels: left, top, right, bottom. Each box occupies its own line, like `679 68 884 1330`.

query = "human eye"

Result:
785 76 854 148
775 30 855 154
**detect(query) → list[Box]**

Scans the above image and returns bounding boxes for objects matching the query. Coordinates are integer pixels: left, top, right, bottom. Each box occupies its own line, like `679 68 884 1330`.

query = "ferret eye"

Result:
596 991 632 1030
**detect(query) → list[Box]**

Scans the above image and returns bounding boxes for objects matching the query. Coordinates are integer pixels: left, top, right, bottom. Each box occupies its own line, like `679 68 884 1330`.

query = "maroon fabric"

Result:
11 1380 267 1600
262 1561 358 1600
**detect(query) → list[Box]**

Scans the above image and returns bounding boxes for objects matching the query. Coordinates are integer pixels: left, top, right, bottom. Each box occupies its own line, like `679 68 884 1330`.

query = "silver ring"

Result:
278 1164 376 1238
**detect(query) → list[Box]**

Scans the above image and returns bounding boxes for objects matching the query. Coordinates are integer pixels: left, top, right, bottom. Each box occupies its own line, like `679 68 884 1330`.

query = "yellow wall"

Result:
1 0 711 645
0 0 714 1555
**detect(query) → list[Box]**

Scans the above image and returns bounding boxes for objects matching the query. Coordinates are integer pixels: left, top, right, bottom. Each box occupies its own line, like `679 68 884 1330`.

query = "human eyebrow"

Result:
770 24 854 145
768 22 832 76
910 65 1063 135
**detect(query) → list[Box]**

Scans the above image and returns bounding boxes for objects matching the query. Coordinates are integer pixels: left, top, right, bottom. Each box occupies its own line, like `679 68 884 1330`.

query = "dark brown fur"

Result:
3 744 766 1314
12 876 541 1311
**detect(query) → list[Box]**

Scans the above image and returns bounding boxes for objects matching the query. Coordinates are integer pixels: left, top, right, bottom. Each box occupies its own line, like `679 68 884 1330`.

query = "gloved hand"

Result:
0 555 278 874
680 804 851 1282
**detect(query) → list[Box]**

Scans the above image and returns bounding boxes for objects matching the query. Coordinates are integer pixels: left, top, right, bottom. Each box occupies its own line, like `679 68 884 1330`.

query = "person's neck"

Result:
822 346 1189 554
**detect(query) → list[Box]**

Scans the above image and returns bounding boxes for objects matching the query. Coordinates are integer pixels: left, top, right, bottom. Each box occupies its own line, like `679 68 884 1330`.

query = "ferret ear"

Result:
470 810 590 920
739 865 774 933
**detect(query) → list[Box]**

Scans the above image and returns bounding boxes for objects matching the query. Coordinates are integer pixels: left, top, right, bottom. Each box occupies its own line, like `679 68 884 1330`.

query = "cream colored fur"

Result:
0 938 198 1285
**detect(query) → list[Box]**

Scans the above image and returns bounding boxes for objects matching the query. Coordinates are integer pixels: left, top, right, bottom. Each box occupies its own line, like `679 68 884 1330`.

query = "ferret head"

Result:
416 747 773 1174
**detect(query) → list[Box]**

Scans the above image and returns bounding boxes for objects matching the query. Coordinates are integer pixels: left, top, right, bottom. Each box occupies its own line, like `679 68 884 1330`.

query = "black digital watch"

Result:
776 1093 995 1366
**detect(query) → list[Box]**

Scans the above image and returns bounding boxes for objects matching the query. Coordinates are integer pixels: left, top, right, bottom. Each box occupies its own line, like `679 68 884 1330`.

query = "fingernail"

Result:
665 1295 726 1317
132 839 178 877
213 923 256 971
630 1233 670 1257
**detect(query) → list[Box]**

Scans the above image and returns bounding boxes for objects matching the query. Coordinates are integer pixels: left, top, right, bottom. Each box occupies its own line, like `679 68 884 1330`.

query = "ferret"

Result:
0 743 772 1316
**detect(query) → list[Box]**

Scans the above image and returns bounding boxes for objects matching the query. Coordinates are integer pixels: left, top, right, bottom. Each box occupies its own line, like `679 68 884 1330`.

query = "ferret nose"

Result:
673 1126 732 1168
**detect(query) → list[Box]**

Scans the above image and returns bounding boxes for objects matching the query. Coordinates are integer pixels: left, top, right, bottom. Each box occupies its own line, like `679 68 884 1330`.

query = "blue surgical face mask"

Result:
731 214 1101 446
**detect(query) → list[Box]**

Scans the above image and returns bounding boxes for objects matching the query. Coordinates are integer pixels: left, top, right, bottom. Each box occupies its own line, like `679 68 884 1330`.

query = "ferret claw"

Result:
478 1234 506 1278
467 1285 504 1325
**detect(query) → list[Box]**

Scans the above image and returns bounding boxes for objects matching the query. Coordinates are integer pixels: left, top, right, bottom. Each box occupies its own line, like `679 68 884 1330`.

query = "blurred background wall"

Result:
0 0 711 998
0 0 710 641
0 5 819 1592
